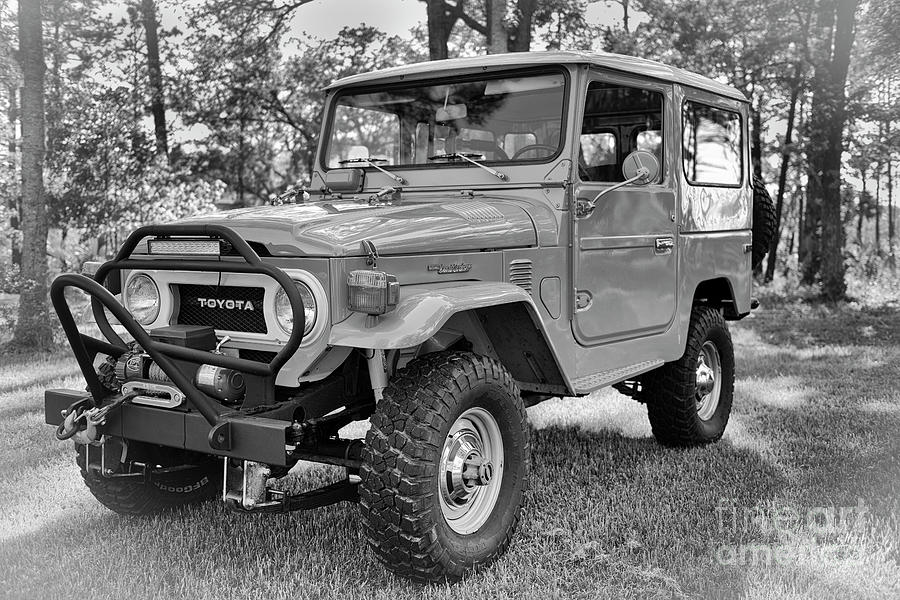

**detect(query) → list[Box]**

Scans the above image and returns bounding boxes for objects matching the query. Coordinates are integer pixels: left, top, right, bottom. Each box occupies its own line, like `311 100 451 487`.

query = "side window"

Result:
635 130 662 157
579 81 663 182
580 132 617 167
682 102 742 186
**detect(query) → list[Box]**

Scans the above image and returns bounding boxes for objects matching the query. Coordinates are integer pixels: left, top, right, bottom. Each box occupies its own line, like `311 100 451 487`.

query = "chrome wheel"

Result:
695 340 722 421
438 407 504 535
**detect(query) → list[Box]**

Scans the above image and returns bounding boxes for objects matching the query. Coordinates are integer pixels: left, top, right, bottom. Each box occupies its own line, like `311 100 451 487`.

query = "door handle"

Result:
655 237 674 254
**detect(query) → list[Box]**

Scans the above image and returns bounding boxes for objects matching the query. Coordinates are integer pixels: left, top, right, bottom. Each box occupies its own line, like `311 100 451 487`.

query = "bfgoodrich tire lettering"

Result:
359 351 530 582
640 306 735 446
76 446 220 515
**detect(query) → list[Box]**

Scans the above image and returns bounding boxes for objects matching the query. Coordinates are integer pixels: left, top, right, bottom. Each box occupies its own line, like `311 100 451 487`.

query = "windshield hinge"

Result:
368 186 401 206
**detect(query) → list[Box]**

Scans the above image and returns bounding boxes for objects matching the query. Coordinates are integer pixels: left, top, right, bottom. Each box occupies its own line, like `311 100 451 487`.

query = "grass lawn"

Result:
0 301 897 599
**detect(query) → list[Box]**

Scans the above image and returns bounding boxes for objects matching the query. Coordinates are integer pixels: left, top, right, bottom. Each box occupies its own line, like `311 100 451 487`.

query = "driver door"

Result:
573 75 677 346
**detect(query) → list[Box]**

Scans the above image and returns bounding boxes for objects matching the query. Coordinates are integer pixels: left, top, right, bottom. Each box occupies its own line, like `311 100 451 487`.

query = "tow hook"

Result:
56 393 133 445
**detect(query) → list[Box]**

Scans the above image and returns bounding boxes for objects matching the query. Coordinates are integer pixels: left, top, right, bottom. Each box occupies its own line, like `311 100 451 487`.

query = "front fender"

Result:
328 282 537 350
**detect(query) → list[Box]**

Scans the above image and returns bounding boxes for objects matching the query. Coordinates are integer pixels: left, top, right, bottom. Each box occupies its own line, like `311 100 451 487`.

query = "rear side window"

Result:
682 102 742 186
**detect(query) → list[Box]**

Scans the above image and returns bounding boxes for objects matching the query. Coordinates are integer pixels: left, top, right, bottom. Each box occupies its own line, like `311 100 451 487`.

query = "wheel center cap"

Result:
696 359 715 397
462 453 494 486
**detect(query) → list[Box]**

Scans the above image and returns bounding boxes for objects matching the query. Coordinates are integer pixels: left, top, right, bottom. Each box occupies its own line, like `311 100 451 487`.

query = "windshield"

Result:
325 70 567 170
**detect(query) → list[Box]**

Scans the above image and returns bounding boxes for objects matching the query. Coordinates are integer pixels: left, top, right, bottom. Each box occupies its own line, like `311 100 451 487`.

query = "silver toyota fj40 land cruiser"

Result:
46 51 775 581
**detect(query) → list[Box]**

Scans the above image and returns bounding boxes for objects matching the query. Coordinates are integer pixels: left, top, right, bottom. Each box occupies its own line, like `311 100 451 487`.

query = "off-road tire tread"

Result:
76 450 219 516
359 351 529 582
640 306 734 446
752 174 777 270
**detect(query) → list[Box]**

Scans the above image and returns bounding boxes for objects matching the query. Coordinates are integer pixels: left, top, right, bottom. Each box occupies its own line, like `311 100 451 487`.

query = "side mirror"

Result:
622 150 659 184
575 150 661 219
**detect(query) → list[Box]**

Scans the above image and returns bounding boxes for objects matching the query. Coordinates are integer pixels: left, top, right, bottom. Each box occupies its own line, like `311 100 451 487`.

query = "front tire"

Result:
639 306 735 446
359 351 529 582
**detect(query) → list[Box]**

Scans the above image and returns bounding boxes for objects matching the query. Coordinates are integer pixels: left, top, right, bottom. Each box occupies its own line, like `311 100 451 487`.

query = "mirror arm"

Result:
576 167 650 218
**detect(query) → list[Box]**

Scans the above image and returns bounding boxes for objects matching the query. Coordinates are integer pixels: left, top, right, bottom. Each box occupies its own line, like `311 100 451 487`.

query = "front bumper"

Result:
45 389 293 465
44 389 292 466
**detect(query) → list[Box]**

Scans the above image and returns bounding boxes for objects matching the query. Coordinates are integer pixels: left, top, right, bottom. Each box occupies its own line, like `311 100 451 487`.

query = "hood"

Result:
179 198 537 257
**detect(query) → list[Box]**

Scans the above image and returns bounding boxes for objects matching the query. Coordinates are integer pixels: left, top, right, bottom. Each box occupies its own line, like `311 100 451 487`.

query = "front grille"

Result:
175 284 267 333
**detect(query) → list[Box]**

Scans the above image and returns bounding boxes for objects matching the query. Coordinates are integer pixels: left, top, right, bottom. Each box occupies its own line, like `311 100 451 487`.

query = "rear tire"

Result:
77 445 221 515
752 174 777 270
639 306 734 446
359 351 529 582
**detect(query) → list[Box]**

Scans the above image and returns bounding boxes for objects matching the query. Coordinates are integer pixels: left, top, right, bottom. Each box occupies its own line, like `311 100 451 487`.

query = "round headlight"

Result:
124 274 160 325
275 281 316 336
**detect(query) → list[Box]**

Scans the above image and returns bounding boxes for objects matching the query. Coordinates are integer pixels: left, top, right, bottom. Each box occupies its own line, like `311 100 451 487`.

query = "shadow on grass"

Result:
0 303 897 599
0 423 786 600
0 352 80 394
743 303 900 348
734 305 900 520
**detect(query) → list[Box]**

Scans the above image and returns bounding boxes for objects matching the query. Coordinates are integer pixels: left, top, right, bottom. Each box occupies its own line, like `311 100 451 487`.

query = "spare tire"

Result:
751 175 777 270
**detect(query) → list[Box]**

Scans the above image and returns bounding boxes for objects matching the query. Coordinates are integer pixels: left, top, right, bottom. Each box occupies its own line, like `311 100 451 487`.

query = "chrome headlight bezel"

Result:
274 280 317 336
123 273 161 325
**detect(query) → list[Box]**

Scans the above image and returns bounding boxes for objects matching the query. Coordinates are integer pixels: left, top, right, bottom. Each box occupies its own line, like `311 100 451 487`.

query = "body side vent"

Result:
508 259 534 294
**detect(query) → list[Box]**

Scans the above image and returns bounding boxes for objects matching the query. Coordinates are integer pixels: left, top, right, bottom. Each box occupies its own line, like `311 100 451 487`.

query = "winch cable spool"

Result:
106 336 247 405
147 362 170 382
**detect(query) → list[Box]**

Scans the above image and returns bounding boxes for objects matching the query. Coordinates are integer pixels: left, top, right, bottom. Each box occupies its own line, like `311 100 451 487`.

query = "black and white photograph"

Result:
0 0 897 597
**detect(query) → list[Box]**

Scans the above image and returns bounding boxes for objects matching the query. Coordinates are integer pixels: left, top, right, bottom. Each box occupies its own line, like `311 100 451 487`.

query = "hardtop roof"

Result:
326 50 747 102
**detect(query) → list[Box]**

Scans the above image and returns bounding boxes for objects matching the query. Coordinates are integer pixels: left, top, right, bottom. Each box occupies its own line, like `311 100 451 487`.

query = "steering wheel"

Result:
511 144 557 161
460 140 509 160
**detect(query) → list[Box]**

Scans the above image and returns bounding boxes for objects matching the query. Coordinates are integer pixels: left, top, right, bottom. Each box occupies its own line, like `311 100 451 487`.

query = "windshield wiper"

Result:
338 157 406 185
428 153 508 182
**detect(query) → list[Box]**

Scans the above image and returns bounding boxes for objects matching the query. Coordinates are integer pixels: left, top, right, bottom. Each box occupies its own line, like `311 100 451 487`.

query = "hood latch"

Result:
361 239 379 267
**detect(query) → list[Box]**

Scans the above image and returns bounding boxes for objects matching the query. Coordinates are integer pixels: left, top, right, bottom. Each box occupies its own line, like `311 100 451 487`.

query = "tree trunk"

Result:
802 0 857 300
508 0 536 52
13 0 52 349
487 0 508 54
797 189 805 265
424 0 454 60
886 78 894 265
800 1 835 285
875 157 882 253
889 155 895 265
6 84 20 267
764 79 800 283
819 0 857 299
751 100 762 180
141 0 168 156
856 167 866 244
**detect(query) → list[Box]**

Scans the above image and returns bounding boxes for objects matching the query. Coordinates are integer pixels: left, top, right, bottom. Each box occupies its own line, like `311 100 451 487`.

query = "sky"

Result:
289 0 638 39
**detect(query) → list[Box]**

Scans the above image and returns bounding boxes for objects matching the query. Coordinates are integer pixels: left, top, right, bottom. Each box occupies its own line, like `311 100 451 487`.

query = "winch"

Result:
108 325 246 408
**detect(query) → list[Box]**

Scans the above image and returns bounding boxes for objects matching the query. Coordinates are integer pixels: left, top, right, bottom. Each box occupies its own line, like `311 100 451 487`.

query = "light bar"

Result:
148 238 222 256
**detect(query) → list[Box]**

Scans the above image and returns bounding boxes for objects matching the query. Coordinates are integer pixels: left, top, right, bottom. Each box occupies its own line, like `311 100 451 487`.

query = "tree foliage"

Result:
2 0 900 348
